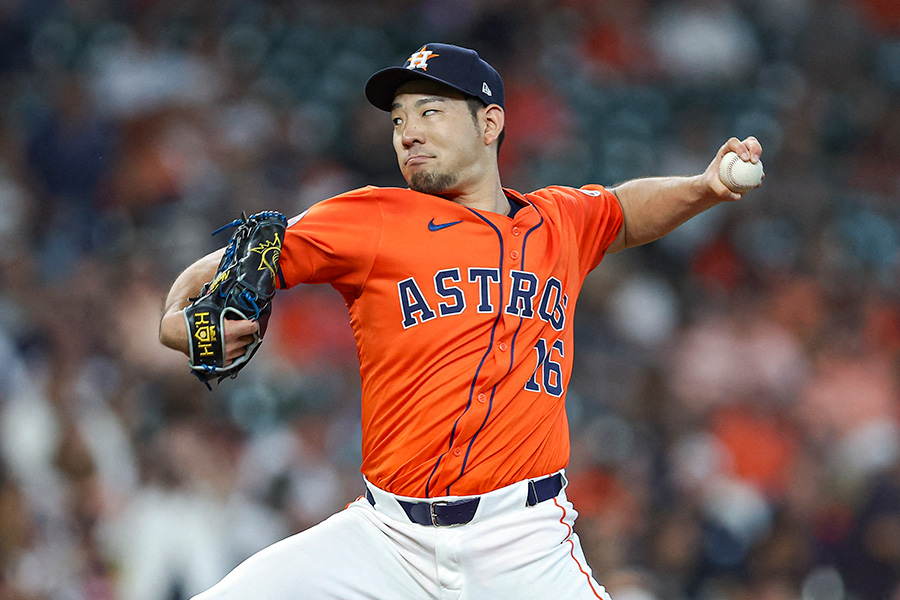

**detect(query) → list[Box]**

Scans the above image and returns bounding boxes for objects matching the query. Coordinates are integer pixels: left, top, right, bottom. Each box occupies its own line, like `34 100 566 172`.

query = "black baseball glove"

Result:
184 211 288 389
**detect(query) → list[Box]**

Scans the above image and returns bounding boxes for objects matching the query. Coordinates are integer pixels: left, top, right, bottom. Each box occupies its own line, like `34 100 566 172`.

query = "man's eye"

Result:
392 117 402 126
423 109 437 117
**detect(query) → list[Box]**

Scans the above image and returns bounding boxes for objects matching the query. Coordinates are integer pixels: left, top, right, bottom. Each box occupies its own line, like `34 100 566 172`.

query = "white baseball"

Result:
718 151 764 193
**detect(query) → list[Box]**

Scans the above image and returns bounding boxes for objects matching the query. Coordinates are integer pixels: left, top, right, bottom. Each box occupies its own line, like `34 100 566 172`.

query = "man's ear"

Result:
482 105 505 147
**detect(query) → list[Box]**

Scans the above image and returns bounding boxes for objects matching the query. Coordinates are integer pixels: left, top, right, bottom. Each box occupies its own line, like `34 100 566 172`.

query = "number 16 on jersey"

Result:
525 338 565 397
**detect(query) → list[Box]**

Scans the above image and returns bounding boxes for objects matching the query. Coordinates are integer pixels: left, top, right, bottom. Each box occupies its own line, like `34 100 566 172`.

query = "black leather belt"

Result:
365 473 564 527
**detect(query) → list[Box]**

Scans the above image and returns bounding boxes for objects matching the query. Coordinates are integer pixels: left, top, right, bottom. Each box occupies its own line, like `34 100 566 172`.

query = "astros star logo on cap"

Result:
406 46 439 71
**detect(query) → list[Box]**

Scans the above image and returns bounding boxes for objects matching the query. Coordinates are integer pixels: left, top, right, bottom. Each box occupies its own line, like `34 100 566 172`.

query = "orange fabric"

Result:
278 185 623 497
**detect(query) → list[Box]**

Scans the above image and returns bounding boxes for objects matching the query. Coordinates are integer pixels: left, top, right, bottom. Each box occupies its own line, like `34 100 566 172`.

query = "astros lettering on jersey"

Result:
277 184 622 498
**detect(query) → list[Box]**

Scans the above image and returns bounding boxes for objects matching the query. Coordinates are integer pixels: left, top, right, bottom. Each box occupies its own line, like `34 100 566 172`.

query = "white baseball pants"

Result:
191 472 611 599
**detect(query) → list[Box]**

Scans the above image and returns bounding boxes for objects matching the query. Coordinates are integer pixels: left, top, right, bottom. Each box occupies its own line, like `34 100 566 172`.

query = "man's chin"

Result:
409 172 456 195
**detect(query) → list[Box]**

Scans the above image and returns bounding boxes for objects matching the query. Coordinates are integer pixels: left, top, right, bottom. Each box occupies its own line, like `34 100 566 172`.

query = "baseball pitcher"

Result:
159 43 763 599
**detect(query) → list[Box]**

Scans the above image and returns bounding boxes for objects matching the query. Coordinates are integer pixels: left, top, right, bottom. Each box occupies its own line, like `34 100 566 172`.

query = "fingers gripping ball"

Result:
184 211 288 389
718 151 764 194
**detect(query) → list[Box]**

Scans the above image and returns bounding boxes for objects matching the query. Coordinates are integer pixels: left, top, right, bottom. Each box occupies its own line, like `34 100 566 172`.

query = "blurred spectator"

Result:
648 0 762 87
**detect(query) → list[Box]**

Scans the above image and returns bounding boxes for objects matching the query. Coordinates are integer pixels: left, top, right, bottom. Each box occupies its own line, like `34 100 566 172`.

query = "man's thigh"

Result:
459 494 612 600
191 499 437 600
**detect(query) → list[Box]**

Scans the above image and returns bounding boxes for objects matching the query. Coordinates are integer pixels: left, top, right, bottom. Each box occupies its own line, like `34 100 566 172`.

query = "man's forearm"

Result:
610 175 723 251
606 137 762 253
159 249 224 354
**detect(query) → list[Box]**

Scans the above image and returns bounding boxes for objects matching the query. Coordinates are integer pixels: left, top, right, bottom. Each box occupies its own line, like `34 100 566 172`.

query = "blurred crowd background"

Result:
0 0 899 599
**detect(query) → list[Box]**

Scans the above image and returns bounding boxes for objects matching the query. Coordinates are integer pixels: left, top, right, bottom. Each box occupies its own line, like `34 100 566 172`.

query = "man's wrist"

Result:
159 309 190 355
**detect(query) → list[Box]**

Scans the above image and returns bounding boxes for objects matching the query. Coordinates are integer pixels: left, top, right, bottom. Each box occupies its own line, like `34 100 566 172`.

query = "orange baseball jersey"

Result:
277 185 623 498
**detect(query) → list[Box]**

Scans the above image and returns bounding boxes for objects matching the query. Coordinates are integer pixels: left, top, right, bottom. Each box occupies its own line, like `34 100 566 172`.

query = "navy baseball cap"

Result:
365 43 504 112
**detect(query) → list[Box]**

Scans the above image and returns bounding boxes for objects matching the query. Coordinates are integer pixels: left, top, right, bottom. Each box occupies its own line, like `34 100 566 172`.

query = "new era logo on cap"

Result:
365 43 505 112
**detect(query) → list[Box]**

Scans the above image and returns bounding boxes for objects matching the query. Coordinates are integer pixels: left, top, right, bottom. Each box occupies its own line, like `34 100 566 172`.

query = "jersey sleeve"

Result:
277 186 382 294
542 184 624 276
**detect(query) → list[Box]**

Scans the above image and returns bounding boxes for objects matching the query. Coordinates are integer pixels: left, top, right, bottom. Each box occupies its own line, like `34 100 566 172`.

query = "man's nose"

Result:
401 121 424 147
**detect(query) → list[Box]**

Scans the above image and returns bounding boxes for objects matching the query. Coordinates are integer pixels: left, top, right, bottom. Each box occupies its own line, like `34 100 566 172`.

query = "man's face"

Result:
390 80 486 196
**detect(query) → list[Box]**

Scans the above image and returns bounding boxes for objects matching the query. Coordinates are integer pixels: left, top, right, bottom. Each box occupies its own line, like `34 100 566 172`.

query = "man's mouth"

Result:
406 154 433 166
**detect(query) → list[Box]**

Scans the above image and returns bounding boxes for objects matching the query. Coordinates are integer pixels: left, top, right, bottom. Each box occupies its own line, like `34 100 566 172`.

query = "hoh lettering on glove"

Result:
184 211 287 389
